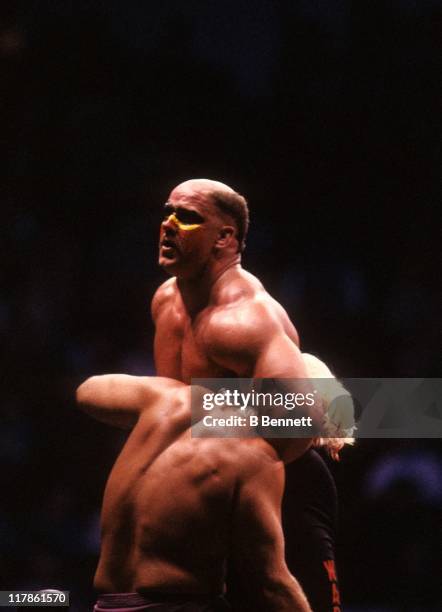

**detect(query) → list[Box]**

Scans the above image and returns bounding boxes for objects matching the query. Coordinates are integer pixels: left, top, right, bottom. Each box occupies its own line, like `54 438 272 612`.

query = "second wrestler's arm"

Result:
76 375 176 429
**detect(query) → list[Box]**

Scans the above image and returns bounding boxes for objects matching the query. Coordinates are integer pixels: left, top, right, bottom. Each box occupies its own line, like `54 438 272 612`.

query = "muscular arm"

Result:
228 451 311 612
207 302 321 461
76 375 175 429
254 335 319 462
207 300 308 378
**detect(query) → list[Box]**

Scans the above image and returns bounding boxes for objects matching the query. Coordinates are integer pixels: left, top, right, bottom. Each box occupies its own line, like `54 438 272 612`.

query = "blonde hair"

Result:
302 352 355 460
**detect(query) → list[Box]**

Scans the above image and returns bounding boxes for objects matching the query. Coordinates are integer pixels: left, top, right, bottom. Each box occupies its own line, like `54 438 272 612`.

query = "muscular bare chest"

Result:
154 304 229 382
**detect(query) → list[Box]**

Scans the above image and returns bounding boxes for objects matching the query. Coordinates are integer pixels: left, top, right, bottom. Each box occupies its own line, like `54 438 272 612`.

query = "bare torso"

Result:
93 267 310 601
94 383 278 596
153 266 300 382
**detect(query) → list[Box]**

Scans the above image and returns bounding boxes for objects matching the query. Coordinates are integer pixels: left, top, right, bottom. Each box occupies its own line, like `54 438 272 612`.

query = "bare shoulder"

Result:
139 375 185 397
232 439 286 501
240 438 283 472
206 294 285 356
151 277 177 321
212 267 270 321
208 267 299 349
203 269 301 376
134 378 192 436
138 379 190 427
214 267 264 302
208 436 283 484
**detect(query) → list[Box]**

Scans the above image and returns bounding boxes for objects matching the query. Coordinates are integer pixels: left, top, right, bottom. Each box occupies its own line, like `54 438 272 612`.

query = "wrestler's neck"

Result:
177 254 242 315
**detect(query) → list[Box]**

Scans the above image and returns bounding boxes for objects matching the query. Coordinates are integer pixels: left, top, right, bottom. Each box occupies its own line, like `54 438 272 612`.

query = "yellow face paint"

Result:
167 212 202 231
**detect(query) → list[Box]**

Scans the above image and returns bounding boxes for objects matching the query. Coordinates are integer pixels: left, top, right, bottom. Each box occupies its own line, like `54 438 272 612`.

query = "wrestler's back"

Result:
153 267 300 381
94 392 243 594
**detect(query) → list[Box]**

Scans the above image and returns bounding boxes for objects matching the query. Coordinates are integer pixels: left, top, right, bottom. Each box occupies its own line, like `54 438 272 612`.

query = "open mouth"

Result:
160 239 178 259
161 238 176 248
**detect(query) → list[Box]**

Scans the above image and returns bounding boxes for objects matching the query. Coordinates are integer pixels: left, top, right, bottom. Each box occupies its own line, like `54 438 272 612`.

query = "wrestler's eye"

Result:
175 210 204 224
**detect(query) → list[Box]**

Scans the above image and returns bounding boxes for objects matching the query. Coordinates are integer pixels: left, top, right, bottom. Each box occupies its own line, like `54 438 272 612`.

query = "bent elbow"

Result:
76 376 98 409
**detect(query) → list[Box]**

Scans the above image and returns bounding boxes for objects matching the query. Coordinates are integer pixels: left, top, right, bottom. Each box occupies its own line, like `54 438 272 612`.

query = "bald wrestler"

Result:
152 179 352 611
76 374 311 612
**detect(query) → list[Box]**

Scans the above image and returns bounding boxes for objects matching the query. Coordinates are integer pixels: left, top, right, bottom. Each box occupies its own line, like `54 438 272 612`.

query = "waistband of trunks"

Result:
95 592 225 609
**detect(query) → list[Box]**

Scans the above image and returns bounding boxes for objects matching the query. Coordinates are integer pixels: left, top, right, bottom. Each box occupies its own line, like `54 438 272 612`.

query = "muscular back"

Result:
152 267 300 382
92 382 286 599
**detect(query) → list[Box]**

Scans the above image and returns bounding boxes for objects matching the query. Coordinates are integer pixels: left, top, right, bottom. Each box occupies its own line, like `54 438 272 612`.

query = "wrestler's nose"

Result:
161 214 178 234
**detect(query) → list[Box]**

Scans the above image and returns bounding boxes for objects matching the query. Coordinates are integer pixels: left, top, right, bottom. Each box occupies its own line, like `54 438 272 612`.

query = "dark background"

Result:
1 1 441 610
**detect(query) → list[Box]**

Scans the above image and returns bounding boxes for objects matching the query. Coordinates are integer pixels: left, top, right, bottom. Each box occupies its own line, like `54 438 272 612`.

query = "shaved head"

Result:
169 178 249 252
173 178 237 195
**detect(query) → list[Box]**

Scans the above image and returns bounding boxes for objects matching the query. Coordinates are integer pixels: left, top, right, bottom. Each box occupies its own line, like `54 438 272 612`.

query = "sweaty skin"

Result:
76 375 311 612
153 266 301 381
154 179 320 461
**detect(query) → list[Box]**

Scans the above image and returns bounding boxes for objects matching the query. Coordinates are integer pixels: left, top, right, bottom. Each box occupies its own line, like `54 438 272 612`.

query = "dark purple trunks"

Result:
93 593 230 612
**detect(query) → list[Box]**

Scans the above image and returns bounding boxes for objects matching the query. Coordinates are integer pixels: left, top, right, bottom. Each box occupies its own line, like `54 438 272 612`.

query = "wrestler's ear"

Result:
215 225 235 249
